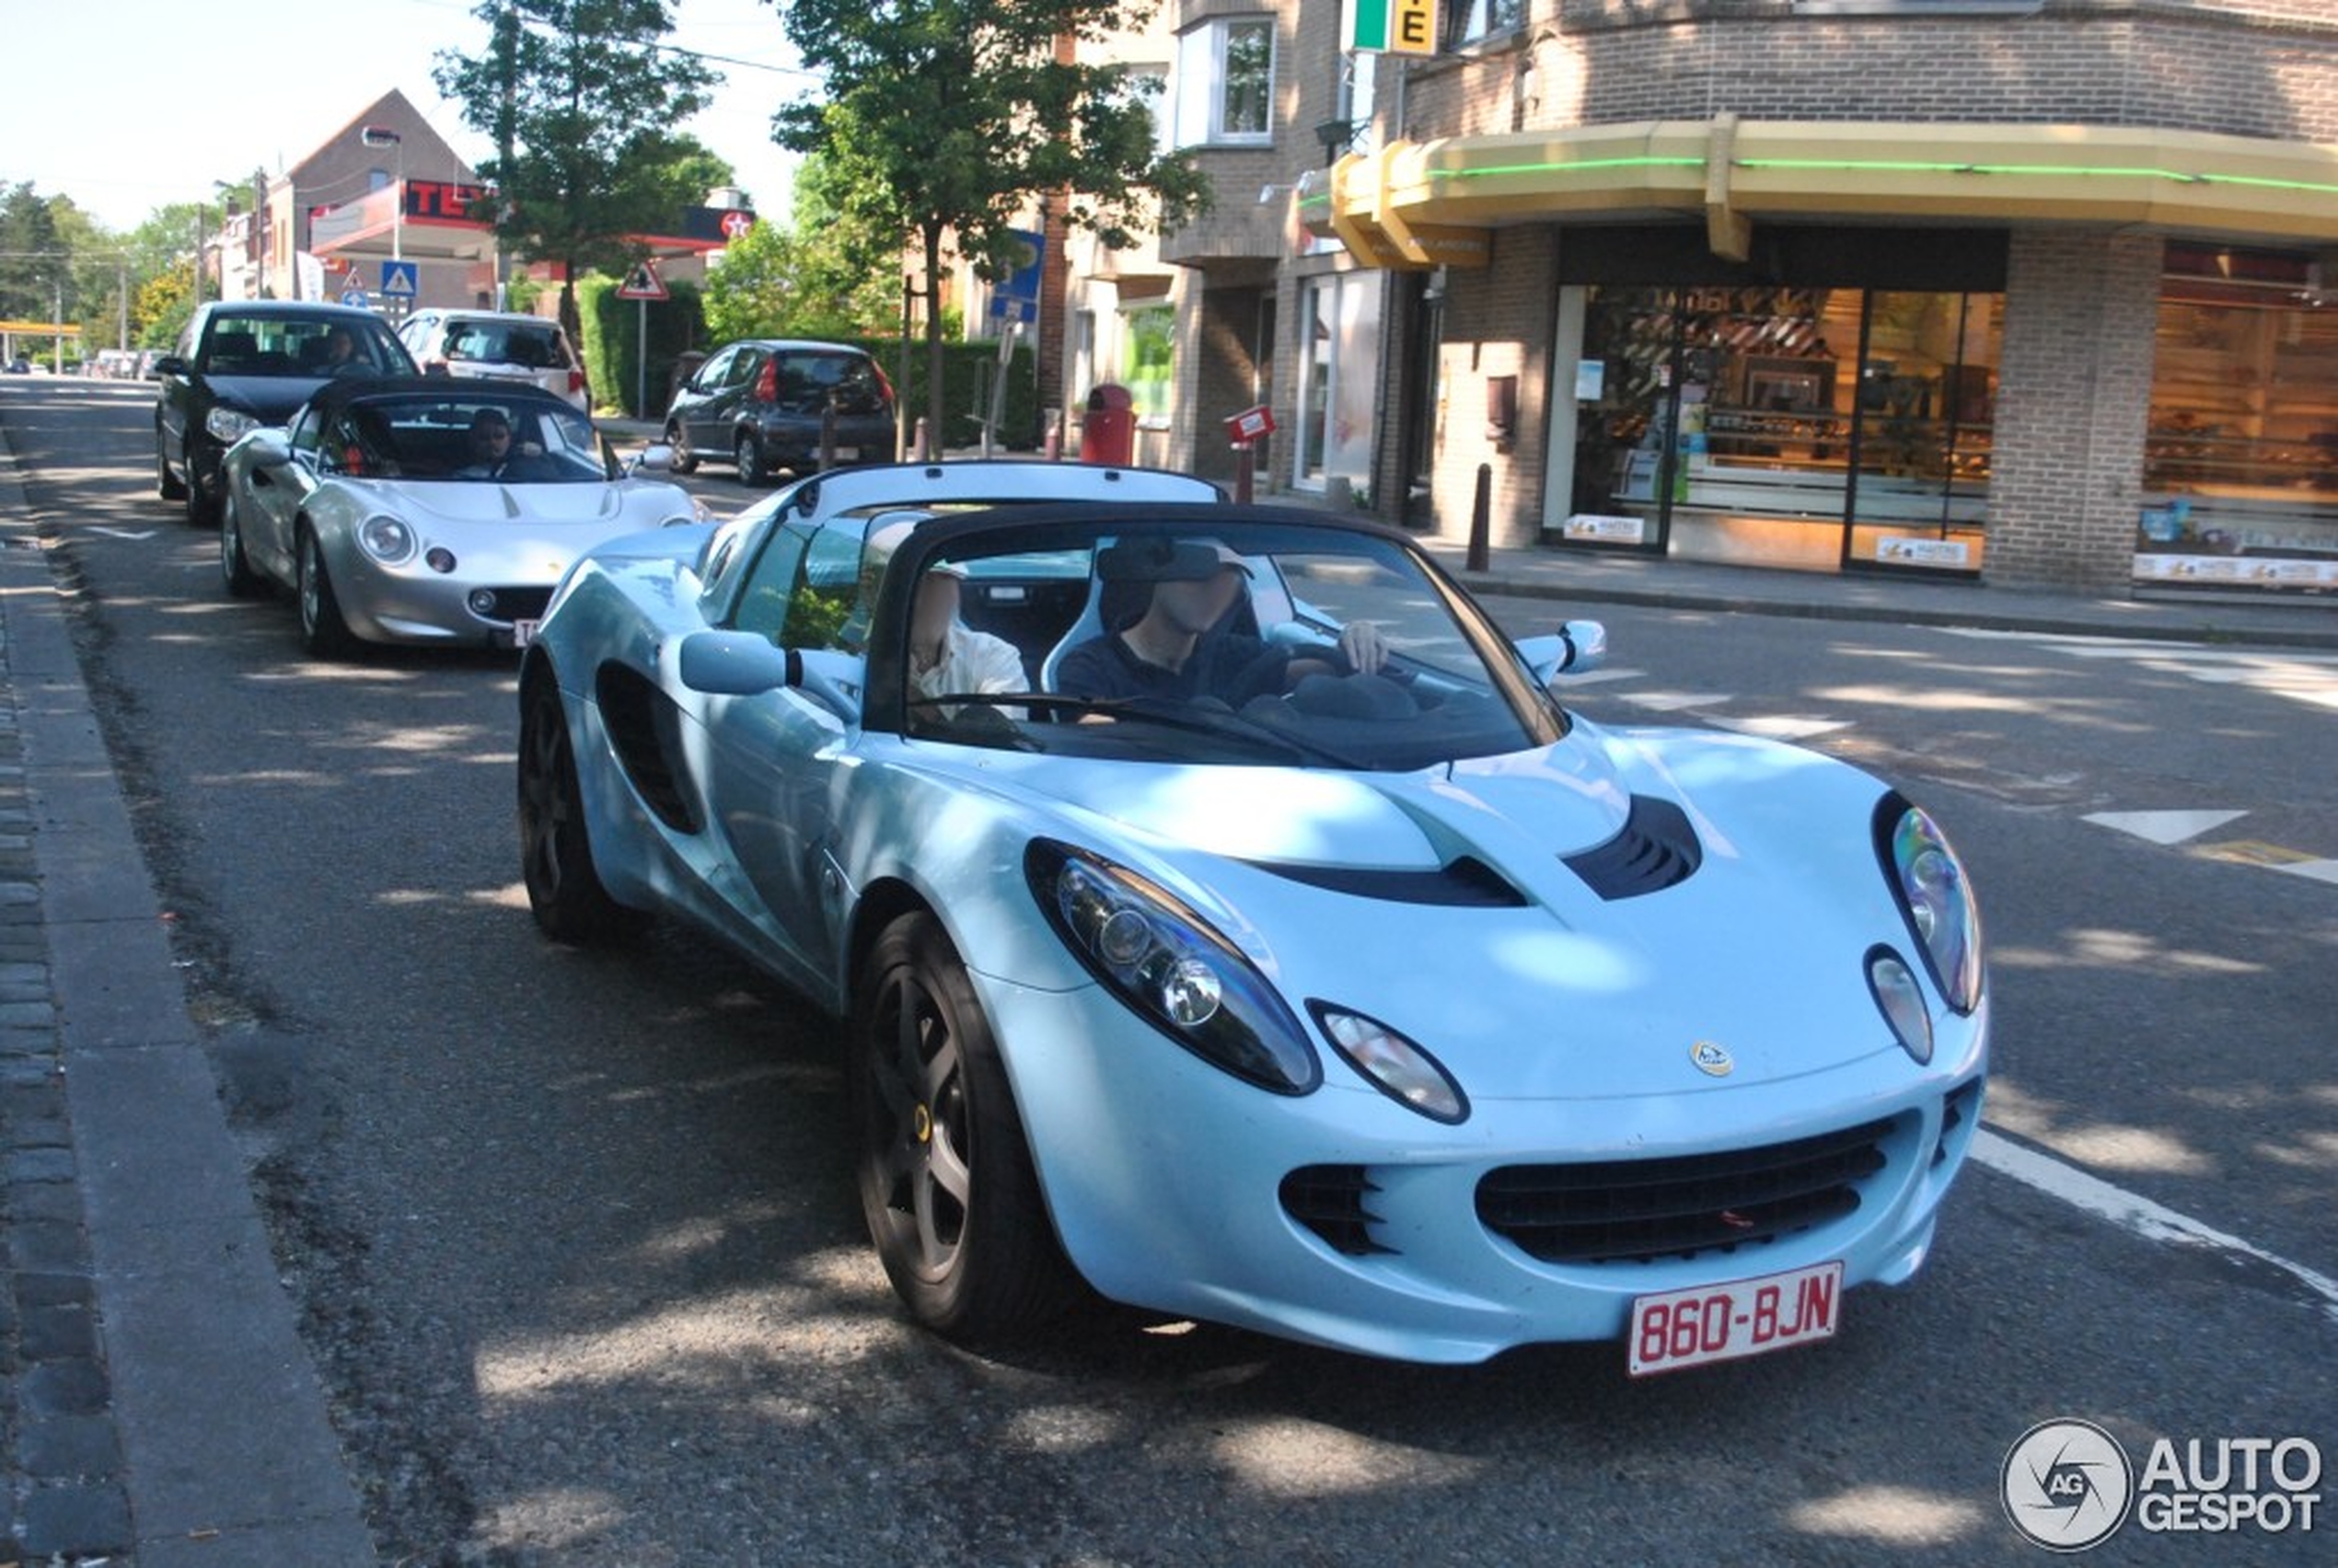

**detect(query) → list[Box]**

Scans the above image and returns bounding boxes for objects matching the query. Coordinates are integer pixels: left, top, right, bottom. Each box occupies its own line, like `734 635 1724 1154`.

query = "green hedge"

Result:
578 273 708 419
576 271 1039 448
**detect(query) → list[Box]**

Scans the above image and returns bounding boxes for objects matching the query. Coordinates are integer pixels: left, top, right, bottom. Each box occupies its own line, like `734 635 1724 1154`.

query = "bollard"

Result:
820 398 839 471
1044 424 1061 462
1467 463 1492 572
911 418 931 462
1232 442 1254 504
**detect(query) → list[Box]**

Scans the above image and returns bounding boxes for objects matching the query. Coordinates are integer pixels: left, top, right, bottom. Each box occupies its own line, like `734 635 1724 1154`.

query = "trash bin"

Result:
1079 384 1136 467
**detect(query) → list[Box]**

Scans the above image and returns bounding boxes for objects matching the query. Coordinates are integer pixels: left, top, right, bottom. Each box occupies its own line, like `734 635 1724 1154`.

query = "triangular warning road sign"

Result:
614 259 668 301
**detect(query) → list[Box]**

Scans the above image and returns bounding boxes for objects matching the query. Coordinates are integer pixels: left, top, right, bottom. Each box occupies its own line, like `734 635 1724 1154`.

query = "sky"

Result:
0 0 815 233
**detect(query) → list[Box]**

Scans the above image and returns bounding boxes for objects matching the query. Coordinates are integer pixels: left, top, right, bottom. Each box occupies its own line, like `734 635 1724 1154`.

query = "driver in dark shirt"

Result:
1054 538 1387 705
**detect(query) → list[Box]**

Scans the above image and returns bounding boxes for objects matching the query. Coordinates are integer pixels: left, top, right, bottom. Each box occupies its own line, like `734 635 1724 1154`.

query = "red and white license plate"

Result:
510 619 539 650
1627 1261 1843 1378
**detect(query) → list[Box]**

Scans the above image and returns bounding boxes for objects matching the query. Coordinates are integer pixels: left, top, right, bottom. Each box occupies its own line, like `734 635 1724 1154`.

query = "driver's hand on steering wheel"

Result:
1338 620 1390 675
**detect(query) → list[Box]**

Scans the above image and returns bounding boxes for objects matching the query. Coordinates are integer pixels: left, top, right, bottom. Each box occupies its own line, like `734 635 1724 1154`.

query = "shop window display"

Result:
2140 248 2338 593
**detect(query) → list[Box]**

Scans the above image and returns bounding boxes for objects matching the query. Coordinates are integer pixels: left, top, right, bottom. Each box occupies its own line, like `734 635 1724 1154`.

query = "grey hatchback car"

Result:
661 339 897 485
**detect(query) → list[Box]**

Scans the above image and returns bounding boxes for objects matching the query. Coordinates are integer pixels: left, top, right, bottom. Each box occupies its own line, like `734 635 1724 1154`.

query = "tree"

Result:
773 0 1210 446
700 155 902 341
434 0 719 351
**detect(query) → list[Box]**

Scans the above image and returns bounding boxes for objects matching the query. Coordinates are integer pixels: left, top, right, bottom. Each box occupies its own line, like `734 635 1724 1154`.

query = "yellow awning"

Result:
1302 120 2338 270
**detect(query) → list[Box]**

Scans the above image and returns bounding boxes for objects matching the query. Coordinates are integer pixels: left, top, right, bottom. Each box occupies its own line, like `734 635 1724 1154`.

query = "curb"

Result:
0 420 375 1564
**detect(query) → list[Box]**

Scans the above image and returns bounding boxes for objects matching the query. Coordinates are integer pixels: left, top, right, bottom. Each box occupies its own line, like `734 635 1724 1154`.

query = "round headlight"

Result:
357 515 416 564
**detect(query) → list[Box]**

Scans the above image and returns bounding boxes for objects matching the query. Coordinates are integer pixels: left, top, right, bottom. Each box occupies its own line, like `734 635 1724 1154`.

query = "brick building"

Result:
1135 0 2338 599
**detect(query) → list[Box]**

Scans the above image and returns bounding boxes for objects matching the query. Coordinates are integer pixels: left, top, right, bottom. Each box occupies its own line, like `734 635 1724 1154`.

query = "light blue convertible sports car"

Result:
517 461 1987 1369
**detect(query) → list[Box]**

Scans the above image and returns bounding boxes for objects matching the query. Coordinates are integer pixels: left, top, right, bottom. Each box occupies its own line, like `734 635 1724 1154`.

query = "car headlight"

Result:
206 407 260 444
1311 1004 1467 1123
1865 947 1934 1065
357 515 417 565
1874 794 1983 1015
1026 840 1318 1094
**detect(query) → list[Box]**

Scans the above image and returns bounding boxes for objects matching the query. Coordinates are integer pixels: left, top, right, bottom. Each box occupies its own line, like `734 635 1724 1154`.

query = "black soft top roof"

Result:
298 375 585 421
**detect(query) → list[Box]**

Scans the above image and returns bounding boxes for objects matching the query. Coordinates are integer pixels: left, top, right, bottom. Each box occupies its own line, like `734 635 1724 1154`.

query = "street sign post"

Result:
379 259 418 298
615 261 668 417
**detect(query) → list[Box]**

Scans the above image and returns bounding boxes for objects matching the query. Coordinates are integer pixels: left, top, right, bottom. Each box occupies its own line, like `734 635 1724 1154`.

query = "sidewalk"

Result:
0 425 374 1563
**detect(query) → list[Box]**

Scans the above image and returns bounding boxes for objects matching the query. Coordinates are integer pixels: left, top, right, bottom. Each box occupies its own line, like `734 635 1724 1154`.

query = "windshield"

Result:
888 519 1565 771
319 393 610 483
201 314 412 377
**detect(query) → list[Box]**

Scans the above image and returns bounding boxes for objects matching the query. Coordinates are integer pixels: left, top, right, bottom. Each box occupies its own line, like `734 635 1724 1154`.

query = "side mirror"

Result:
242 429 295 470
152 355 189 378
1516 619 1609 685
677 633 863 724
630 444 676 475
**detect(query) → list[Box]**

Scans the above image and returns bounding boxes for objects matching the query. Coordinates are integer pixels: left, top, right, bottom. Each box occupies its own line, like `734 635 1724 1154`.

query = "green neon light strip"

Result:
1416 154 2338 198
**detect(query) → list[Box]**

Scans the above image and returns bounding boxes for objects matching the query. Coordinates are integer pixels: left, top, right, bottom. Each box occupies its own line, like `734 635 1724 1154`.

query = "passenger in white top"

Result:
906 563 1025 710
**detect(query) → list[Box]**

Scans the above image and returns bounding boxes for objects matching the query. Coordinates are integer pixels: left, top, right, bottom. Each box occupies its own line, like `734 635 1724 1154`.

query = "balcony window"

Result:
1175 17 1275 147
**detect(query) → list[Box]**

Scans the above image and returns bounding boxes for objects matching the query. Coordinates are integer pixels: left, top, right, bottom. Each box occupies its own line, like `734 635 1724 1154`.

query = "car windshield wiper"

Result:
909 693 1366 769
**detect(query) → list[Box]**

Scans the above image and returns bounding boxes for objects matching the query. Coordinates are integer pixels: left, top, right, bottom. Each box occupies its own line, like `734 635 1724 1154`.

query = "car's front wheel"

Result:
852 912 1077 1343
220 490 262 598
156 430 187 501
516 673 644 944
663 420 696 474
295 528 358 658
735 431 770 487
184 442 218 525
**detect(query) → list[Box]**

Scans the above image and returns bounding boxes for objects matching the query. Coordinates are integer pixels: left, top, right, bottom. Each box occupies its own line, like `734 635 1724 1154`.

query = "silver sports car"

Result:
217 376 703 655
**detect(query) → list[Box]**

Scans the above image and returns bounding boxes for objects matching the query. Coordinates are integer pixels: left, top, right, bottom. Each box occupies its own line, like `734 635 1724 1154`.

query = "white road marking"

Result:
89 526 157 541
1621 690 1732 711
2278 859 2338 885
2082 808 2248 846
1973 1129 2338 1327
1704 713 1852 742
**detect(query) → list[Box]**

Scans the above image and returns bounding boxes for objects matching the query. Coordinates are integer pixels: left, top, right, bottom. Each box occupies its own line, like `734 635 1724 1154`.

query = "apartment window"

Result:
1175 17 1275 147
1445 0 1523 47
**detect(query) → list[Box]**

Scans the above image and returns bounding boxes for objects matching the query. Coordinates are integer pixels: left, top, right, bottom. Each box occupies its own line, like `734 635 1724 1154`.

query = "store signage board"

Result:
1352 0 1436 55
2134 553 2338 587
1565 514 1647 544
1876 537 1970 567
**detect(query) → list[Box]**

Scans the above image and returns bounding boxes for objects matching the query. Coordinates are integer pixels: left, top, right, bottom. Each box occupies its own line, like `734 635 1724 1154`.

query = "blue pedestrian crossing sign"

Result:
379 259 419 297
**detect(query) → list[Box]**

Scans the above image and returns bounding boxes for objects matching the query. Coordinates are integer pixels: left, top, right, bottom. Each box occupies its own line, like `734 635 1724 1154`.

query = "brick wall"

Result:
1986 228 2164 592
1394 3 2338 142
1416 228 1560 548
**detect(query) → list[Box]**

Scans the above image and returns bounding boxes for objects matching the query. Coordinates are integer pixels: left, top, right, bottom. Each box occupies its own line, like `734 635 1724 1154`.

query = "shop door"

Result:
1841 291 1996 576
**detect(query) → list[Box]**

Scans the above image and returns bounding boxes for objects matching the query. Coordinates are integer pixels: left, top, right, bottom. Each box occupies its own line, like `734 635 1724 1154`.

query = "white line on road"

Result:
89 527 157 540
1972 1128 2338 1327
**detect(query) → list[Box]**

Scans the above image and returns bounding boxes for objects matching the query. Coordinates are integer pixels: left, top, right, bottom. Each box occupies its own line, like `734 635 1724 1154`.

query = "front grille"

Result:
1476 1117 1894 1264
1280 1165 1395 1256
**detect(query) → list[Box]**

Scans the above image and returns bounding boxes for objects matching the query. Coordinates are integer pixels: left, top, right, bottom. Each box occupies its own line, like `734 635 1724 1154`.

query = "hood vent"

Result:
1563 794 1702 900
1247 854 1528 908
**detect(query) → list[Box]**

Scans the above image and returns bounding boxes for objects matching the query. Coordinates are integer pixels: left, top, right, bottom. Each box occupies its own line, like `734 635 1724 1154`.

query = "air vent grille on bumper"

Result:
1280 1165 1395 1256
1476 1117 1895 1264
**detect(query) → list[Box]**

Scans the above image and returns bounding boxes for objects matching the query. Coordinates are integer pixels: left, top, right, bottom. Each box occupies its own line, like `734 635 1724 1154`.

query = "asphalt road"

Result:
5 376 2333 1567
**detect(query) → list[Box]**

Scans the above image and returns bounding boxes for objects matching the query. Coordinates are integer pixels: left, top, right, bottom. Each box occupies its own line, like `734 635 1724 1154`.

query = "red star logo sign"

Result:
720 211 755 239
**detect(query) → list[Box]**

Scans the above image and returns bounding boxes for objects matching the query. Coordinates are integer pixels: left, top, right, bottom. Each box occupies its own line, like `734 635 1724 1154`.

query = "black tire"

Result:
219 490 262 598
735 431 769 487
156 432 187 500
185 441 218 525
516 673 644 944
295 528 359 659
851 912 1077 1343
663 421 697 475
